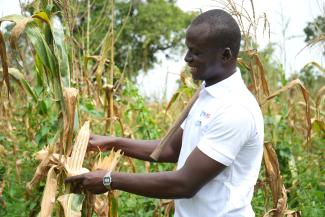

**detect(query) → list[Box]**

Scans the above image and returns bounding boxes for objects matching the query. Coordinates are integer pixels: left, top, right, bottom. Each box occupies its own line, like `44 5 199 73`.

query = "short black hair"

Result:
191 9 241 57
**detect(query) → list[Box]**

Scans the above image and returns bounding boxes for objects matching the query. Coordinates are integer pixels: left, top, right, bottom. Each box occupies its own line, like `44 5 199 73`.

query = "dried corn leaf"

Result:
92 150 122 216
66 121 90 176
263 142 291 217
302 61 325 74
9 17 31 50
36 148 68 165
40 166 57 217
315 85 325 120
0 31 10 97
252 52 270 96
263 142 283 208
94 195 109 217
26 155 51 191
58 193 85 217
260 79 311 145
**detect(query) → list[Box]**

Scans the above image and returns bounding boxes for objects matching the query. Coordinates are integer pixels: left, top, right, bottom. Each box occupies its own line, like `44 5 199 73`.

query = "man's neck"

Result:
205 66 237 87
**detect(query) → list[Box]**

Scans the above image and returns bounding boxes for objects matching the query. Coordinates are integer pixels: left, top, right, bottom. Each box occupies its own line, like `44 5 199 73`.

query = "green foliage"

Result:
0 1 324 217
295 64 325 96
303 15 325 42
74 0 194 78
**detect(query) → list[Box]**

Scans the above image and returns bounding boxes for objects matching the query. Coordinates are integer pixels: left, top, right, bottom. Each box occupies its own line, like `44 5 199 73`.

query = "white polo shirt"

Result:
175 69 264 217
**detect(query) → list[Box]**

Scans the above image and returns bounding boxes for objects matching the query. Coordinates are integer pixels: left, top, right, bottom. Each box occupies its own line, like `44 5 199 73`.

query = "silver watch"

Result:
103 171 112 190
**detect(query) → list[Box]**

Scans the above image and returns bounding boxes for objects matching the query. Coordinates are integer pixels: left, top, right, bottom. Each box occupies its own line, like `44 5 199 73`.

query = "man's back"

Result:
175 70 264 217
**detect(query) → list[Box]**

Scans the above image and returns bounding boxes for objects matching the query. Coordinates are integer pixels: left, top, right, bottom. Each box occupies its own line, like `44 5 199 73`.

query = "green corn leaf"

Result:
24 21 64 110
7 67 38 102
51 17 71 87
25 21 57 76
32 11 71 86
58 193 85 217
32 11 51 25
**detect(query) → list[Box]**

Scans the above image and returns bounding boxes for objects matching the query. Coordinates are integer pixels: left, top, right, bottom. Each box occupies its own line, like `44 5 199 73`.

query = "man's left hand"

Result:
65 170 108 194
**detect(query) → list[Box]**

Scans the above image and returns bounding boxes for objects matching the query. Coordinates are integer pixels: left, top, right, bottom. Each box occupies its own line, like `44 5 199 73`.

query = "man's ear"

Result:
222 47 232 62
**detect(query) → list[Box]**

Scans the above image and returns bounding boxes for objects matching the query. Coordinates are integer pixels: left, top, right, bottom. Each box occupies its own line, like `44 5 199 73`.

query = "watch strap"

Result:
103 171 112 191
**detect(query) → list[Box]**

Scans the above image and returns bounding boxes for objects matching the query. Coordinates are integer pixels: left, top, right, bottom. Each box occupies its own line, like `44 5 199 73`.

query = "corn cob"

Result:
66 121 90 176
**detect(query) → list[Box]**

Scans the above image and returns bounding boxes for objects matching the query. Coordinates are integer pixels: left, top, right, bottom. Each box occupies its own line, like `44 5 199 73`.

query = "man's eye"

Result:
188 48 200 56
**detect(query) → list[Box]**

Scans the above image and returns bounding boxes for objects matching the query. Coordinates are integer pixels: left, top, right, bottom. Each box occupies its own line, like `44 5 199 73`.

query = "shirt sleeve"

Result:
180 118 186 129
197 105 254 166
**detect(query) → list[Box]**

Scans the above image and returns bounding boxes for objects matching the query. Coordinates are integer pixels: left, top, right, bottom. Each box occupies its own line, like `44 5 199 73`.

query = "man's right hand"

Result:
88 135 114 152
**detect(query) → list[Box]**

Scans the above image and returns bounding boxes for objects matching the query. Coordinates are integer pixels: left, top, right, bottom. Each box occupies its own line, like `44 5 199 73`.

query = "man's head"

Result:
184 9 241 86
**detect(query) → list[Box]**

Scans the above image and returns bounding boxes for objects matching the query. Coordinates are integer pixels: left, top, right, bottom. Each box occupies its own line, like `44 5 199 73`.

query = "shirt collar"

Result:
201 68 245 98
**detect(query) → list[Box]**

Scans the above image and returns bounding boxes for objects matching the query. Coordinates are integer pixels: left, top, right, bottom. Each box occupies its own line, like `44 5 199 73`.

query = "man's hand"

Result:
65 170 109 194
88 135 114 152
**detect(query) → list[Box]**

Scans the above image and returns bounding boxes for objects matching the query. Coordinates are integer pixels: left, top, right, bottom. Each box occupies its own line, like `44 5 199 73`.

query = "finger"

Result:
86 144 98 152
65 174 85 184
69 183 84 194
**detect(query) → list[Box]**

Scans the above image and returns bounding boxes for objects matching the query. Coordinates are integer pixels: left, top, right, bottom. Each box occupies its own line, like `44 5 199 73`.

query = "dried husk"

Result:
39 166 58 217
93 149 122 171
92 150 122 217
26 154 51 191
62 88 79 156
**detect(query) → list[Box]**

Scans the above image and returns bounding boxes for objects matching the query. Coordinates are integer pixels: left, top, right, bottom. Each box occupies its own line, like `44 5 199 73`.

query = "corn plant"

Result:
0 1 124 216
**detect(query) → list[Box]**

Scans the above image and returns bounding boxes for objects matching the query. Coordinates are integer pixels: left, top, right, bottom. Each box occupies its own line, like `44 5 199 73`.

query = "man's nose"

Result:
184 51 193 63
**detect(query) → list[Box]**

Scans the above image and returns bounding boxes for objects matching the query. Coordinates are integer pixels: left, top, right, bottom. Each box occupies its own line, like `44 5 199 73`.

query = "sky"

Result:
0 0 324 100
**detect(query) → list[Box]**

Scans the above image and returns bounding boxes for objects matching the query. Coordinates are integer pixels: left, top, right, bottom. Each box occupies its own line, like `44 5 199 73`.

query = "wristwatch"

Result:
103 171 112 191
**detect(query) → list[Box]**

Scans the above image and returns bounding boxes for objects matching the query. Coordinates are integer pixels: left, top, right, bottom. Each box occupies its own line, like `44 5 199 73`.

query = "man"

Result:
66 9 264 217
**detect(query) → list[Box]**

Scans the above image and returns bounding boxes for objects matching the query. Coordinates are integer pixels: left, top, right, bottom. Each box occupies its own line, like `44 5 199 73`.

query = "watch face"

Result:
103 176 111 184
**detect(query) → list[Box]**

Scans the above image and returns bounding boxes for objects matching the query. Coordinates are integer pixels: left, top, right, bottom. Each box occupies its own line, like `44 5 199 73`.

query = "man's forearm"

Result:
111 170 194 199
112 138 159 161
111 138 178 163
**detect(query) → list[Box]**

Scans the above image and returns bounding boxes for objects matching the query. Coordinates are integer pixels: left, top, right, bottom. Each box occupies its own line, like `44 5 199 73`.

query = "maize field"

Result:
0 0 324 216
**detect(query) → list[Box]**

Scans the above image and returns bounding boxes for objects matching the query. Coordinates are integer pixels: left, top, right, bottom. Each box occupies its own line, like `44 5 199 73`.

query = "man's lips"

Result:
189 66 198 74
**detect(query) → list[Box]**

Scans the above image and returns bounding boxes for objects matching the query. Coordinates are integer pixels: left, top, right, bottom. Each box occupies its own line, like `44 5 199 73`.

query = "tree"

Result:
303 15 325 42
298 15 325 94
74 0 194 78
303 15 325 55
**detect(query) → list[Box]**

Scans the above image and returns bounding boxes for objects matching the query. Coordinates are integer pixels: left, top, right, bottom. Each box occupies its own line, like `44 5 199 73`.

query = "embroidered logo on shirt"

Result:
200 111 211 119
195 111 211 126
